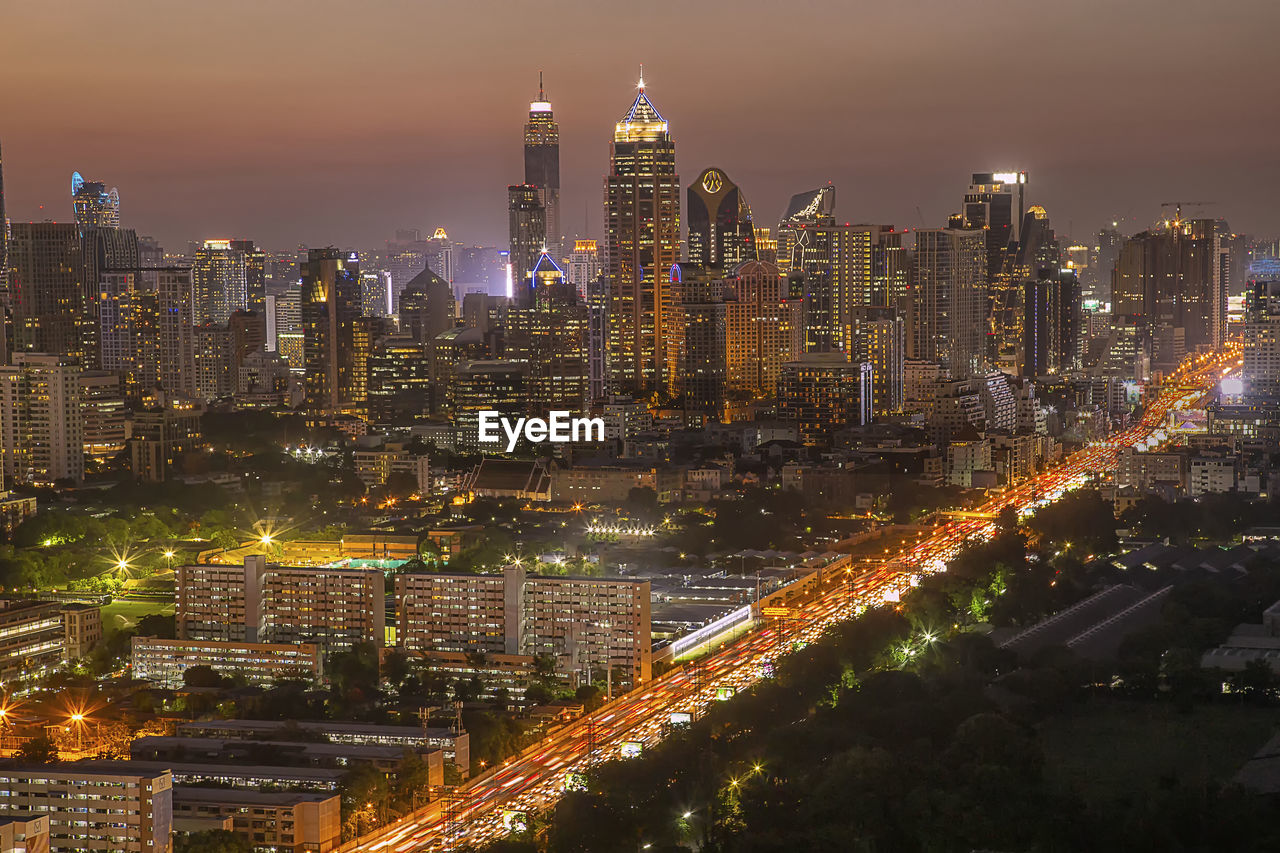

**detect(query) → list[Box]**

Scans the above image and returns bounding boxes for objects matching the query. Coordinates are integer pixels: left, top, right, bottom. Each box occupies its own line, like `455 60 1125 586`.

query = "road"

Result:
350 348 1240 853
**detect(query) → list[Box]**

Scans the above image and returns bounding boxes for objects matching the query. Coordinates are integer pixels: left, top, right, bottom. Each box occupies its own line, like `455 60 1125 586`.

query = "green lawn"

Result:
1038 699 1280 800
99 599 174 636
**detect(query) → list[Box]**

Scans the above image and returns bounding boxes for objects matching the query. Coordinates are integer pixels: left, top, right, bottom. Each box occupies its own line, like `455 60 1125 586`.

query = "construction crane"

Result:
1160 200 1215 224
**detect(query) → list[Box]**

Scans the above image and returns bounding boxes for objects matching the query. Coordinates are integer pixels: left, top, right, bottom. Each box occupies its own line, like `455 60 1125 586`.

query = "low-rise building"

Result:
172 788 340 853
0 601 66 683
551 462 682 504
131 637 323 687
0 763 171 853
60 603 102 660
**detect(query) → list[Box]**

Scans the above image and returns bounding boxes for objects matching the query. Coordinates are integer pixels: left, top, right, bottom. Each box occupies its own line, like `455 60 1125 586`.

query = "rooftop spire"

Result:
538 70 544 101
638 64 645 91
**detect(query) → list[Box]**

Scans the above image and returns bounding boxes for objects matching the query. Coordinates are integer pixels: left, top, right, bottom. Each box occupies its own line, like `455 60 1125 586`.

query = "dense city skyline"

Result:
5 0 1280 250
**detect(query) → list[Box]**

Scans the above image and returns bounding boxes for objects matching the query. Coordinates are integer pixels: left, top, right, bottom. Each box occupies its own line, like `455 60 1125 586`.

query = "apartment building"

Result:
397 564 652 687
0 763 172 853
171 788 340 853
176 556 384 650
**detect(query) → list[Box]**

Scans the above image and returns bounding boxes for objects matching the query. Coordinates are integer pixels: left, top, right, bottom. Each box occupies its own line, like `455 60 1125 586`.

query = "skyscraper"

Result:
1240 274 1280 403
524 73 562 258
912 228 987 379
230 239 267 313
71 171 120 229
99 267 196 399
7 222 85 360
686 167 756 269
605 71 679 396
0 353 84 485
300 248 362 411
504 252 589 414
193 240 248 326
508 184 547 304
567 239 601 298
955 171 1026 280
0 140 8 292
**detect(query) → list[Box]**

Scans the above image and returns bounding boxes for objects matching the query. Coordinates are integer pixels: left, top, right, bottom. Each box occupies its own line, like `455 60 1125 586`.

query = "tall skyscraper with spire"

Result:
605 69 680 396
524 72 561 258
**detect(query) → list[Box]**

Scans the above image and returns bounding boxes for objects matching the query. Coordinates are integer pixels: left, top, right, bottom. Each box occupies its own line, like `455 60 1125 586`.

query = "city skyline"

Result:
4 0 1280 251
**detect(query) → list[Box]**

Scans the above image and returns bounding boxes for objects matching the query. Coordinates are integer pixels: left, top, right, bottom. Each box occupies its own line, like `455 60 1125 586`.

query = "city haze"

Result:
4 0 1279 250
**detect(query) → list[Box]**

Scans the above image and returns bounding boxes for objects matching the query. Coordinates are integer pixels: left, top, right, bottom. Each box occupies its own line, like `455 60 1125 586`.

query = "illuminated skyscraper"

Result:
1242 276 1280 403
504 252 589 414
954 171 1026 280
508 184 546 305
193 240 248 326
605 71 680 396
7 222 85 360
524 73 562 258
686 167 756 268
300 248 362 411
0 140 7 292
230 239 267 313
912 228 987 379
567 239 600 298
71 171 120 230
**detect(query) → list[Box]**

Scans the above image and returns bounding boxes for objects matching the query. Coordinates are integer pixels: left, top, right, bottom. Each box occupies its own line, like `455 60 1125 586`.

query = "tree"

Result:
182 665 225 689
15 734 58 763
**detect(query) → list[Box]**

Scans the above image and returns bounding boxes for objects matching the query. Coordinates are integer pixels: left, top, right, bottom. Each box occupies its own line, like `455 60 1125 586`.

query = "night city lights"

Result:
0 2 1278 852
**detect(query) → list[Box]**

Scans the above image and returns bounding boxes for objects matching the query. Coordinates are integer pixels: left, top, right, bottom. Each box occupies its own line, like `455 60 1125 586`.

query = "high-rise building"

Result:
504 252 589 414
508 184 547 304
686 167 756 269
368 336 434 422
7 222 86 360
668 265 728 418
230 238 267 313
783 223 897 355
911 228 987 379
1242 276 1280 403
300 247 361 411
192 239 248 325
778 352 868 445
774 184 836 265
567 239 601 298
524 73 562 258
605 72 680 395
452 360 528 452
398 267 455 342
1021 267 1080 379
0 353 83 485
722 260 803 400
954 171 1026 280
101 267 195 398
71 170 121 229
850 306 905 417
1111 217 1225 372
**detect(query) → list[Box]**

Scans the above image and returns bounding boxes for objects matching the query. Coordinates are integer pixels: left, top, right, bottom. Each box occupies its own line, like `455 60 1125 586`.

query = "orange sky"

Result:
3 0 1278 251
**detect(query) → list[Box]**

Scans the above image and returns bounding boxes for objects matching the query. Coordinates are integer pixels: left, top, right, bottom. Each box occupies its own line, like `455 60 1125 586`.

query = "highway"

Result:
348 348 1240 853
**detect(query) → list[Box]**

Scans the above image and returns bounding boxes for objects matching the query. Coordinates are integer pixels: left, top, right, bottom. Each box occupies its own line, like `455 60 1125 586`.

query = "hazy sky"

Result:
4 0 1278 252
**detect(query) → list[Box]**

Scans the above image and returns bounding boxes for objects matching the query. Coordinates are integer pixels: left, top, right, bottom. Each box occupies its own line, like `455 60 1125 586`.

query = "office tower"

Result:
1022 267 1080 378
722 259 803 400
230 238 267 313
585 273 609 404
774 184 836 265
452 360 528 452
81 225 140 365
1095 225 1123 303
605 73 680 395
850 306 905 417
397 563 652 686
193 239 248 325
177 556 385 650
100 267 196 398
955 171 1026 280
508 184 547 304
1242 277 1280 403
351 315 394 409
668 265 728 418
300 247 361 411
686 167 756 268
7 222 85 359
71 170 120 229
270 285 303 367
368 336 434 421
911 228 987 379
784 222 894 355
524 73 562 257
755 227 778 264
0 353 83 485
399 267 455 342
429 327 487 415
568 239 601 297
504 252 589 414
1111 216 1224 371
0 763 172 853
994 205 1064 372
778 353 868 445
